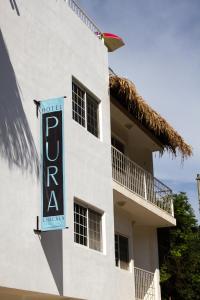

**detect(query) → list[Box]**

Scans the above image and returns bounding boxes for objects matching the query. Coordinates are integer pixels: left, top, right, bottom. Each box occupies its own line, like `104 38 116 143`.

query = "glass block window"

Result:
74 202 102 252
72 81 99 137
115 233 129 270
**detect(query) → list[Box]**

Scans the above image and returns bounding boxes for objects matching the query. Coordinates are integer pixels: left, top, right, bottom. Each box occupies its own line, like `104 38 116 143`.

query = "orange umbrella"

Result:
102 32 125 52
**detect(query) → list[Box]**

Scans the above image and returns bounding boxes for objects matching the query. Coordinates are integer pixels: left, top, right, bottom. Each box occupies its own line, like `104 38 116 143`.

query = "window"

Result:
74 202 102 252
115 233 129 270
72 81 99 137
87 95 99 137
111 136 125 154
72 82 85 127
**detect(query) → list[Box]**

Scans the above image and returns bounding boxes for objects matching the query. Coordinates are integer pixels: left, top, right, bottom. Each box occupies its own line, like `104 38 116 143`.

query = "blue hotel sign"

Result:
40 97 65 231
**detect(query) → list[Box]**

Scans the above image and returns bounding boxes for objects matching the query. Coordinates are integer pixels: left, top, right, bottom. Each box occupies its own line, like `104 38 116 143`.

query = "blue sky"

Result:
78 0 200 221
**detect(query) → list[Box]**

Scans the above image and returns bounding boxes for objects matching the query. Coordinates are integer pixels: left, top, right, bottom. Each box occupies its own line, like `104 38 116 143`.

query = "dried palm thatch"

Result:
109 75 192 159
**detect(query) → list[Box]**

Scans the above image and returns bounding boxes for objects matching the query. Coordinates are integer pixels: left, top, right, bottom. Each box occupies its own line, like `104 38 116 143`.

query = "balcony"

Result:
68 0 101 36
112 146 174 216
134 267 155 300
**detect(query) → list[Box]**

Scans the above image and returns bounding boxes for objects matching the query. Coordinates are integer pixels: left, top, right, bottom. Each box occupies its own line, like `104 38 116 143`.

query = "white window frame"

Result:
74 200 103 252
72 78 100 138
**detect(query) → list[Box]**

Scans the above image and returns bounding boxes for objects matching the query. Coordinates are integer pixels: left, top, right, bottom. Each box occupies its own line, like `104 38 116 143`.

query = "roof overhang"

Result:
109 75 192 159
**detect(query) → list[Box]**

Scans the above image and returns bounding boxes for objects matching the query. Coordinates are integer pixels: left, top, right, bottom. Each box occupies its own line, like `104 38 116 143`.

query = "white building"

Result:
0 1 192 300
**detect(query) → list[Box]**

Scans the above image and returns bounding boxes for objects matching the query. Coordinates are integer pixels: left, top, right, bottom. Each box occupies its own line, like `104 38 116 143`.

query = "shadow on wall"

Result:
41 231 63 296
0 30 39 176
9 0 20 16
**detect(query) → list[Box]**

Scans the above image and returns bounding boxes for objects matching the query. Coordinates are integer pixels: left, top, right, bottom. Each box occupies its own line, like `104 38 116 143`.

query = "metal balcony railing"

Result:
134 267 155 300
68 0 102 35
112 146 174 215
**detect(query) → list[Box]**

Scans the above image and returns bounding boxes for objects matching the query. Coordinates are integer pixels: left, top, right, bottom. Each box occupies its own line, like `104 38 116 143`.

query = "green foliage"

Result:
158 192 200 300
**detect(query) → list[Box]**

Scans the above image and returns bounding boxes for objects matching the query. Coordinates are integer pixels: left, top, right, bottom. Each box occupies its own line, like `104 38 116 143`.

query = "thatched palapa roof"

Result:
109 75 192 159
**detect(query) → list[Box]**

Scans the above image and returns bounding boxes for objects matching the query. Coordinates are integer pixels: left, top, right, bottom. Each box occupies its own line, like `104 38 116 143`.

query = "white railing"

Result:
68 0 102 35
112 146 173 215
134 267 155 300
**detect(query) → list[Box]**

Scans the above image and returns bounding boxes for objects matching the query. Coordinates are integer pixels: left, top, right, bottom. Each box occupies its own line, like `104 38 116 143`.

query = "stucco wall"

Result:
133 225 161 300
133 226 159 272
